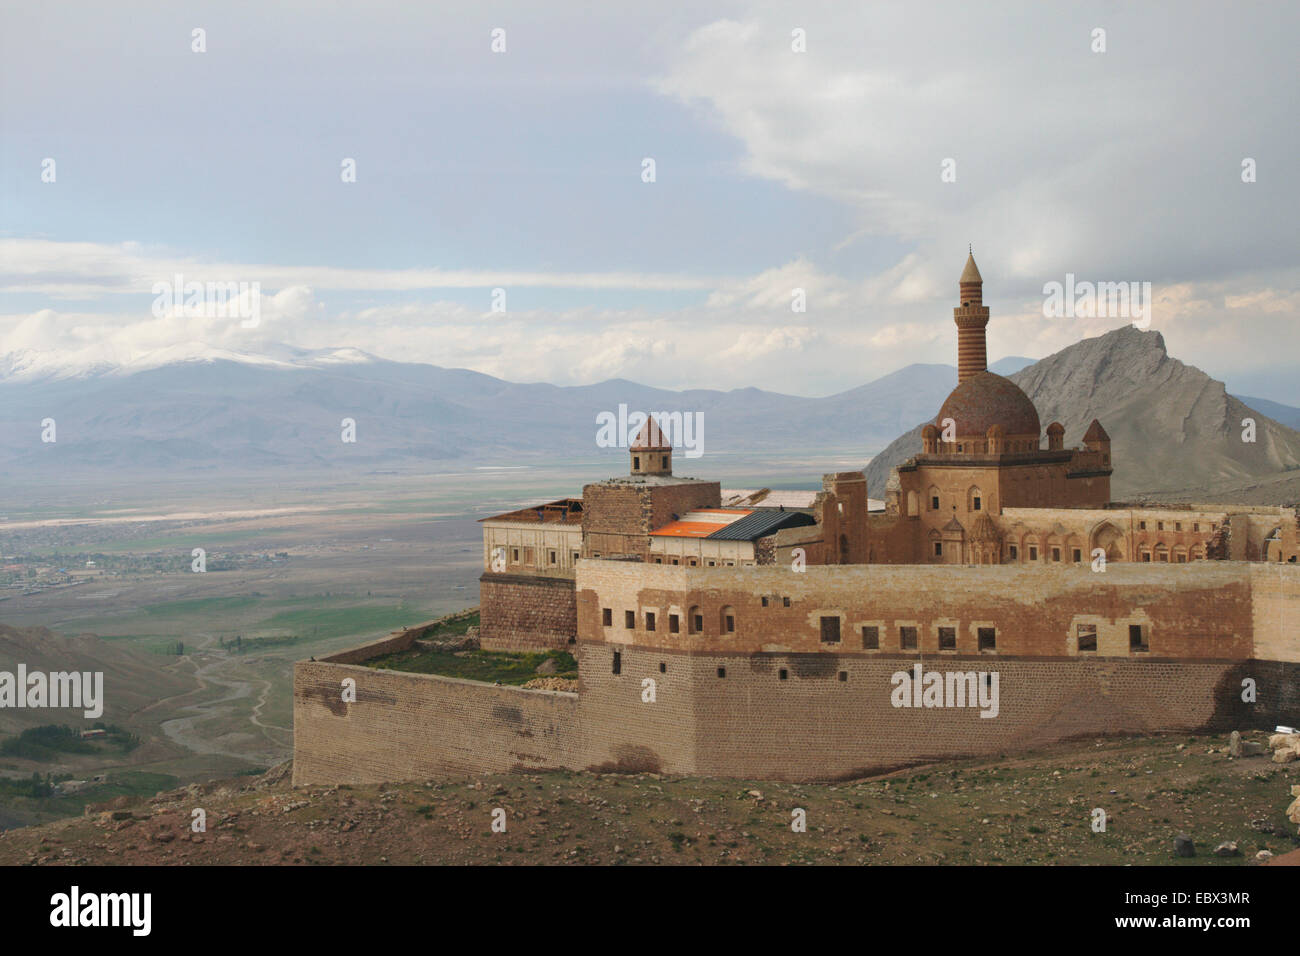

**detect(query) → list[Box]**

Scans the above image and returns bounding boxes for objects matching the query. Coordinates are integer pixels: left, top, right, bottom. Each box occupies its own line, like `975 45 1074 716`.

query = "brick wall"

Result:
479 572 576 651
575 560 1279 661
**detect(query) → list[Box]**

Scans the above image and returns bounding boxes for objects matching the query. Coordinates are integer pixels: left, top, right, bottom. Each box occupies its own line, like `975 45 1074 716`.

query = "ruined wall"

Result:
478 572 576 651
292 660 579 785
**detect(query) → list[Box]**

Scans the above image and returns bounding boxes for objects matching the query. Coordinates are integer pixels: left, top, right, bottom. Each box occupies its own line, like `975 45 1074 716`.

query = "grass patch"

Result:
365 646 576 685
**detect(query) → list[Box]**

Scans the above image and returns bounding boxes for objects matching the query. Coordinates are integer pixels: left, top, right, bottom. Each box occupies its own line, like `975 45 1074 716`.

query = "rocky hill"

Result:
865 327 1300 501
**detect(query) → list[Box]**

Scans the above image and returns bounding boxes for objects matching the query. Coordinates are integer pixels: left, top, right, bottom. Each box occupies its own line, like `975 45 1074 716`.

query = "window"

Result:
761 596 769 607
548 550 557 565
612 650 621 675
572 552 580 563
838 671 848 682
1052 547 1061 562
973 495 982 511
1072 548 1082 563
1157 521 1164 531
1193 523 1199 533
602 608 612 627
861 625 879 649
1175 522 1182 531
978 627 996 651
820 616 841 643
721 606 736 633
1141 551 1151 562
938 626 956 650
1029 546 1038 561
511 548 520 562
706 559 715 567
661 455 669 469
931 495 940 510
779 668 789 681
659 662 666 673
900 626 918 650
1176 552 1186 564
1129 624 1148 651
668 614 679 634
1139 520 1146 530
934 541 943 557
633 455 640 470
645 612 656 631
670 558 679 565
717 667 726 678
625 610 635 629
1077 624 1097 652
691 607 703 633
653 557 663 564
783 596 791 607
1009 545 1018 560
686 558 697 567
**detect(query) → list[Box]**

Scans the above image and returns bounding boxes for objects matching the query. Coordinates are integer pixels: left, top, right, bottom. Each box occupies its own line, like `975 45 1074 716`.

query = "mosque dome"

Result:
936 370 1040 439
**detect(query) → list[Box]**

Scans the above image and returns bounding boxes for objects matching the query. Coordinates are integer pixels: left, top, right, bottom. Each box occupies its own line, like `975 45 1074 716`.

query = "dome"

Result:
936 371 1040 438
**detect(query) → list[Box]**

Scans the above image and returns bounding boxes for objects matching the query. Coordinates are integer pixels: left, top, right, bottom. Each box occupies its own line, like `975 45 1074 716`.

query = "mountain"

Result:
1 337 1297 500
864 327 1300 499
1232 395 1300 431
0 347 962 480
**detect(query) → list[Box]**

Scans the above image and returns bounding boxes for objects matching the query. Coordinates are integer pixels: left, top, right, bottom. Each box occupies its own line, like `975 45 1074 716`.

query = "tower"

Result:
954 251 990 384
630 416 672 476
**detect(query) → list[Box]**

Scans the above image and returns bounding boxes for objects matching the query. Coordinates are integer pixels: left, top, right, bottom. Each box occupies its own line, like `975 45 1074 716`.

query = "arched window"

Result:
968 486 983 512
719 605 736 634
928 486 941 511
688 605 702 634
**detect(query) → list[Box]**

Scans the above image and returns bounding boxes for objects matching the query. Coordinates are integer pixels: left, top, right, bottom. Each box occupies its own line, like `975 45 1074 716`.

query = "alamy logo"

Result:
890 663 999 718
50 886 151 936
151 272 261 328
0 665 103 719
1042 273 1152 329
595 404 704 458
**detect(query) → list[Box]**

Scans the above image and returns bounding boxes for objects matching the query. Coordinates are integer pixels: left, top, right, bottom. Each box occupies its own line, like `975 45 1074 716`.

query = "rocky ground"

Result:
2 729 1297 866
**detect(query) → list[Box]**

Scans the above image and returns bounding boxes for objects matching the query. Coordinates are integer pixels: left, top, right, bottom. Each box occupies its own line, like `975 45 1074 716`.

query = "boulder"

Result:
1268 733 1300 751
1174 834 1196 858
1255 850 1274 862
1272 748 1298 764
1241 741 1266 756
1214 841 1240 857
535 657 558 675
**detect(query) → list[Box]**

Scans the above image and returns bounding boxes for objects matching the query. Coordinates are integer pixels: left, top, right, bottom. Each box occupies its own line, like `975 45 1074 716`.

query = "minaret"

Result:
954 250 990 384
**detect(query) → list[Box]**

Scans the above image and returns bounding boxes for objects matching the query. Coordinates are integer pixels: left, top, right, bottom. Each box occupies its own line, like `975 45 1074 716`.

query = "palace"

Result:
293 254 1300 785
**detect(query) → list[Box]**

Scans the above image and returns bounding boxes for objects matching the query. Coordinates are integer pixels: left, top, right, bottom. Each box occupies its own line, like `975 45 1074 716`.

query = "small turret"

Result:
630 416 672 476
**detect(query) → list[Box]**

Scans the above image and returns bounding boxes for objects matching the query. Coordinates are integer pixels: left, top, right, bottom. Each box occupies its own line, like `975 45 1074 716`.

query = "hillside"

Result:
865 327 1300 500
1 729 1294 865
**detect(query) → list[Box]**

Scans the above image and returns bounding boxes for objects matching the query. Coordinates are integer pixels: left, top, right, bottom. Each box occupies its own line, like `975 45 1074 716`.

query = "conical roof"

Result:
1083 419 1110 443
630 416 670 450
960 253 982 284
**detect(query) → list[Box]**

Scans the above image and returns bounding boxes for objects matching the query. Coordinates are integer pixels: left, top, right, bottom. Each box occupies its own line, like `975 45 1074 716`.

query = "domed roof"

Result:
936 371 1040 438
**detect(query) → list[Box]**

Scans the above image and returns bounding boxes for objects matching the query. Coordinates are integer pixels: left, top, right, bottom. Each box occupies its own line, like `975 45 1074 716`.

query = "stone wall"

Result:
292 661 579 785
574 642 1298 781
478 572 576 651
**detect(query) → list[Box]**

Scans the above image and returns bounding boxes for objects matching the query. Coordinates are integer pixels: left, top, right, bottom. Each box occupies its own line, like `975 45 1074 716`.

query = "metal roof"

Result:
704 509 816 541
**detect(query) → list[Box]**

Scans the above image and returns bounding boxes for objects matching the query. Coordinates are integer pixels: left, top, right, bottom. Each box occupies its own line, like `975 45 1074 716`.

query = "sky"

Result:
2 1 1298 402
